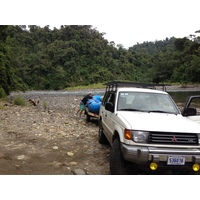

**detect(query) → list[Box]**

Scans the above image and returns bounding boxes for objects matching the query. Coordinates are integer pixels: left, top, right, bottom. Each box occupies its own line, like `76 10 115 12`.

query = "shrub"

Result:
42 101 48 111
13 95 27 106
0 87 6 98
0 104 4 110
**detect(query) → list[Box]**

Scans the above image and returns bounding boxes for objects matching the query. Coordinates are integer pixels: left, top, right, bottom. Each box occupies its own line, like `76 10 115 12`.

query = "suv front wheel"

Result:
110 138 132 175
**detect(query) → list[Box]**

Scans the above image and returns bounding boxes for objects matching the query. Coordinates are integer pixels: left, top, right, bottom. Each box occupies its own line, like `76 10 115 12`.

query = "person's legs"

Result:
79 104 85 117
79 110 83 117
76 107 80 115
76 102 82 115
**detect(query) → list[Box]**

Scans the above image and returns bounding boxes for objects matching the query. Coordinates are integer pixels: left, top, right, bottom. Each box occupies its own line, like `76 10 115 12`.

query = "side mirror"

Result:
105 102 114 112
182 107 197 116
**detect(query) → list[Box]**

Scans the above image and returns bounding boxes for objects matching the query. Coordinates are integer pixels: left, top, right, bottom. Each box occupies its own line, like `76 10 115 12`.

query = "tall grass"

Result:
0 103 4 110
0 87 6 98
42 101 48 111
13 95 27 106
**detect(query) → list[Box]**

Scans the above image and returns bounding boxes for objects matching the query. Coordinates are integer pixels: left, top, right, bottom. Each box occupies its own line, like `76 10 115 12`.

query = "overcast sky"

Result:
2 0 200 48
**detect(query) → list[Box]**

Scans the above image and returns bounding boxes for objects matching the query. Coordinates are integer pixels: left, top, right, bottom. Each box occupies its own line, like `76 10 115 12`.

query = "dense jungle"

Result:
0 25 200 96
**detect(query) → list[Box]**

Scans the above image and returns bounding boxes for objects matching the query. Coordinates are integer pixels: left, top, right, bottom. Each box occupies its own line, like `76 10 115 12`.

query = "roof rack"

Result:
104 81 170 92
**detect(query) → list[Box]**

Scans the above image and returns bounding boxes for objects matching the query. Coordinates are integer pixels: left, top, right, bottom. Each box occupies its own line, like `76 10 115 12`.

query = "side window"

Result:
102 92 110 106
108 93 115 108
102 92 116 108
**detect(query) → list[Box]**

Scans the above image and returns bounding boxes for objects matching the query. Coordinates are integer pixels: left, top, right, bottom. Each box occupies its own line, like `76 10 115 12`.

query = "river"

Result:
169 91 200 106
10 88 200 107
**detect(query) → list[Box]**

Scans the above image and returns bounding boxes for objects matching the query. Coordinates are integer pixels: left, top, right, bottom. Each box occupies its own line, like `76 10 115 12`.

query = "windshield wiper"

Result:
119 108 144 112
148 110 170 113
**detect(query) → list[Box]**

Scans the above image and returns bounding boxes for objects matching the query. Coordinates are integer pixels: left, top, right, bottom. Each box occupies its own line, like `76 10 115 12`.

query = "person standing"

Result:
76 92 93 118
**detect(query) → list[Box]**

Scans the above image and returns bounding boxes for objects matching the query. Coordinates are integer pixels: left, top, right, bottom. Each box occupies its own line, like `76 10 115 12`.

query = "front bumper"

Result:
121 143 200 165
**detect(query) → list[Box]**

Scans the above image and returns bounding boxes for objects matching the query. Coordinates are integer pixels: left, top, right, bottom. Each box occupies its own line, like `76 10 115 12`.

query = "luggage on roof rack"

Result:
104 81 170 92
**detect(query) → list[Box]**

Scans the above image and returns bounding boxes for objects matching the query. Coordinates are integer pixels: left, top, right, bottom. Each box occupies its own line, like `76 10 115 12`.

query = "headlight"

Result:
132 131 149 143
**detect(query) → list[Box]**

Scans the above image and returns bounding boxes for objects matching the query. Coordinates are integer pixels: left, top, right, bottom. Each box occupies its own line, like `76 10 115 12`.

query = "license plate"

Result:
167 156 185 165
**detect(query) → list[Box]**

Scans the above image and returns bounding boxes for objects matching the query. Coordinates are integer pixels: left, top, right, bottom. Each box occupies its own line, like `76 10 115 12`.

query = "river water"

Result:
10 89 200 106
169 91 200 106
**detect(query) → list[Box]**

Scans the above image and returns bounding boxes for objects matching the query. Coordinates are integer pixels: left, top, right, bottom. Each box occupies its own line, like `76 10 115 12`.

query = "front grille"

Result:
148 132 198 145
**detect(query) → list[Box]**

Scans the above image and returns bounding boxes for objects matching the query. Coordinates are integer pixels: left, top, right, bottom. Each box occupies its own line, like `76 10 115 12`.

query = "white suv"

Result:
98 81 200 175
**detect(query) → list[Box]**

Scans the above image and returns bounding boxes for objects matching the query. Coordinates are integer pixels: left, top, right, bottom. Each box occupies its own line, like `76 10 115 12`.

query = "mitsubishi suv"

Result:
98 81 200 175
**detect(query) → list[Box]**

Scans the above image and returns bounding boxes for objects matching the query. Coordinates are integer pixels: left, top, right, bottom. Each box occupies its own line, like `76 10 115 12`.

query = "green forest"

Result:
0 25 200 95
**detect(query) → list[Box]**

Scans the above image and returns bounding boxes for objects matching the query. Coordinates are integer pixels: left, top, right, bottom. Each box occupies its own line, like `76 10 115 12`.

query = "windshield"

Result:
117 92 180 114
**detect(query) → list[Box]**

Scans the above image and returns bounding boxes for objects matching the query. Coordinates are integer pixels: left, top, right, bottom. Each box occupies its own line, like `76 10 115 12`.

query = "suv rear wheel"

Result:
98 121 109 144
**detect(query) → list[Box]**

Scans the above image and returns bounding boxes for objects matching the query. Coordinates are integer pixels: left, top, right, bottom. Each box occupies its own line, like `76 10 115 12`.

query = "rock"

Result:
67 152 74 156
73 169 86 175
17 155 26 160
70 162 77 166
85 149 95 154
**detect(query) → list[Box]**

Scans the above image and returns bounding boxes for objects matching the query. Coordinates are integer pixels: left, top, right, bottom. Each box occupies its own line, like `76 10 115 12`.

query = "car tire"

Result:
86 113 90 122
110 138 131 175
98 121 109 144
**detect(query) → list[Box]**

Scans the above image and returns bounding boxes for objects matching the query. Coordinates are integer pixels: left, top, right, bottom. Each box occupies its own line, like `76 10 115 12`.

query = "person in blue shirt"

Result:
76 92 93 118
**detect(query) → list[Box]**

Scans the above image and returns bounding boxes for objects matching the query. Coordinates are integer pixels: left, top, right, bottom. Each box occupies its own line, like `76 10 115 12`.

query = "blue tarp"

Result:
86 95 102 114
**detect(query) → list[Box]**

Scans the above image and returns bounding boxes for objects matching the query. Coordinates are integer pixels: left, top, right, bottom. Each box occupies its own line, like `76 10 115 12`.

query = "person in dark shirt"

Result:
76 92 93 118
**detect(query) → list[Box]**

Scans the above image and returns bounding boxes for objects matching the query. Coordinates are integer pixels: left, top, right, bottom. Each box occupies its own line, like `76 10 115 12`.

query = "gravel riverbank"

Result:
1 85 200 175
0 90 109 175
